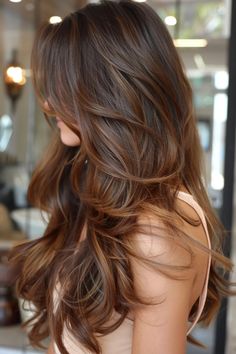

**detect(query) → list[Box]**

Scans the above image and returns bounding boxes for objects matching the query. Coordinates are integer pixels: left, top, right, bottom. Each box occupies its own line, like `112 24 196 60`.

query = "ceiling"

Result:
0 0 85 27
0 0 230 24
0 0 230 71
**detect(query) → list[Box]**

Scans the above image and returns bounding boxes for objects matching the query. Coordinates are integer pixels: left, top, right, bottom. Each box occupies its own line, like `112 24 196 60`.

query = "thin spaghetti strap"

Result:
176 191 212 335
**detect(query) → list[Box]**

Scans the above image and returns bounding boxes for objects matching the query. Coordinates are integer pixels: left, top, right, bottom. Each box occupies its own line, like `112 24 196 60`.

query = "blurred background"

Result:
0 0 235 353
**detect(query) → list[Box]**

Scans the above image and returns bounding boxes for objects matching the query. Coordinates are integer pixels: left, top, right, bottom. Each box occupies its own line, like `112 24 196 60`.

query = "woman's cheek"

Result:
57 121 81 146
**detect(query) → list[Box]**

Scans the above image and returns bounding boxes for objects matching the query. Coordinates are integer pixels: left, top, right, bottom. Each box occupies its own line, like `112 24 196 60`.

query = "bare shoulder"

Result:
129 197 210 354
130 195 210 296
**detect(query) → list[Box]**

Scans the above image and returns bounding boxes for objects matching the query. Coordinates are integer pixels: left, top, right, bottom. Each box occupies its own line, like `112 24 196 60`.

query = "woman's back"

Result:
52 190 211 354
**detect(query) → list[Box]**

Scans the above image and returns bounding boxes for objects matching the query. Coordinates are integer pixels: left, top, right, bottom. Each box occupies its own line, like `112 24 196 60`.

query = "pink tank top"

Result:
53 191 212 353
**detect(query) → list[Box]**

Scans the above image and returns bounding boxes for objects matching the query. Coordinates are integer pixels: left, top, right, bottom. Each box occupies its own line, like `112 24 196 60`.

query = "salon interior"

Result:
0 0 236 353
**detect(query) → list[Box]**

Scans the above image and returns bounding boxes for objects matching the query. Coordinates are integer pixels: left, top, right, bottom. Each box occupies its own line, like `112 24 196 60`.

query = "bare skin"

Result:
130 192 209 354
47 187 210 353
47 341 55 354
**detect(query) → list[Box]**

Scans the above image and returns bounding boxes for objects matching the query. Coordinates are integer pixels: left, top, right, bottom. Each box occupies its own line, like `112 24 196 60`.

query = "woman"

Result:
10 1 235 353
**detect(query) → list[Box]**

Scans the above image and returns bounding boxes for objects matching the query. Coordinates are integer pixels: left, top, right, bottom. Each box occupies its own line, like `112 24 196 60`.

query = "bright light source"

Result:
174 39 208 48
49 16 62 24
9 0 22 2
214 71 229 90
6 66 26 85
213 93 228 123
211 93 228 191
164 16 177 26
133 0 147 2
211 173 224 190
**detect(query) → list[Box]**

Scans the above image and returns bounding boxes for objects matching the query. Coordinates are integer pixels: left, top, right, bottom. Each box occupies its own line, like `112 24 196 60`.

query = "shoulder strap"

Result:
176 191 212 335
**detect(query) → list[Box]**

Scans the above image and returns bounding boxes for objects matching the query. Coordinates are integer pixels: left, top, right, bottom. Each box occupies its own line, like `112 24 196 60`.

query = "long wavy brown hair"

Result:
10 1 235 353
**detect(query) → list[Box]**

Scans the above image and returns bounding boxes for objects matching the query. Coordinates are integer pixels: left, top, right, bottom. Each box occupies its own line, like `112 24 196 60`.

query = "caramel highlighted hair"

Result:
10 1 235 353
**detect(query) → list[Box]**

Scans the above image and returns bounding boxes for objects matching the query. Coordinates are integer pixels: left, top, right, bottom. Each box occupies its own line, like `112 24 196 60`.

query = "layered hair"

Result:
10 1 234 353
